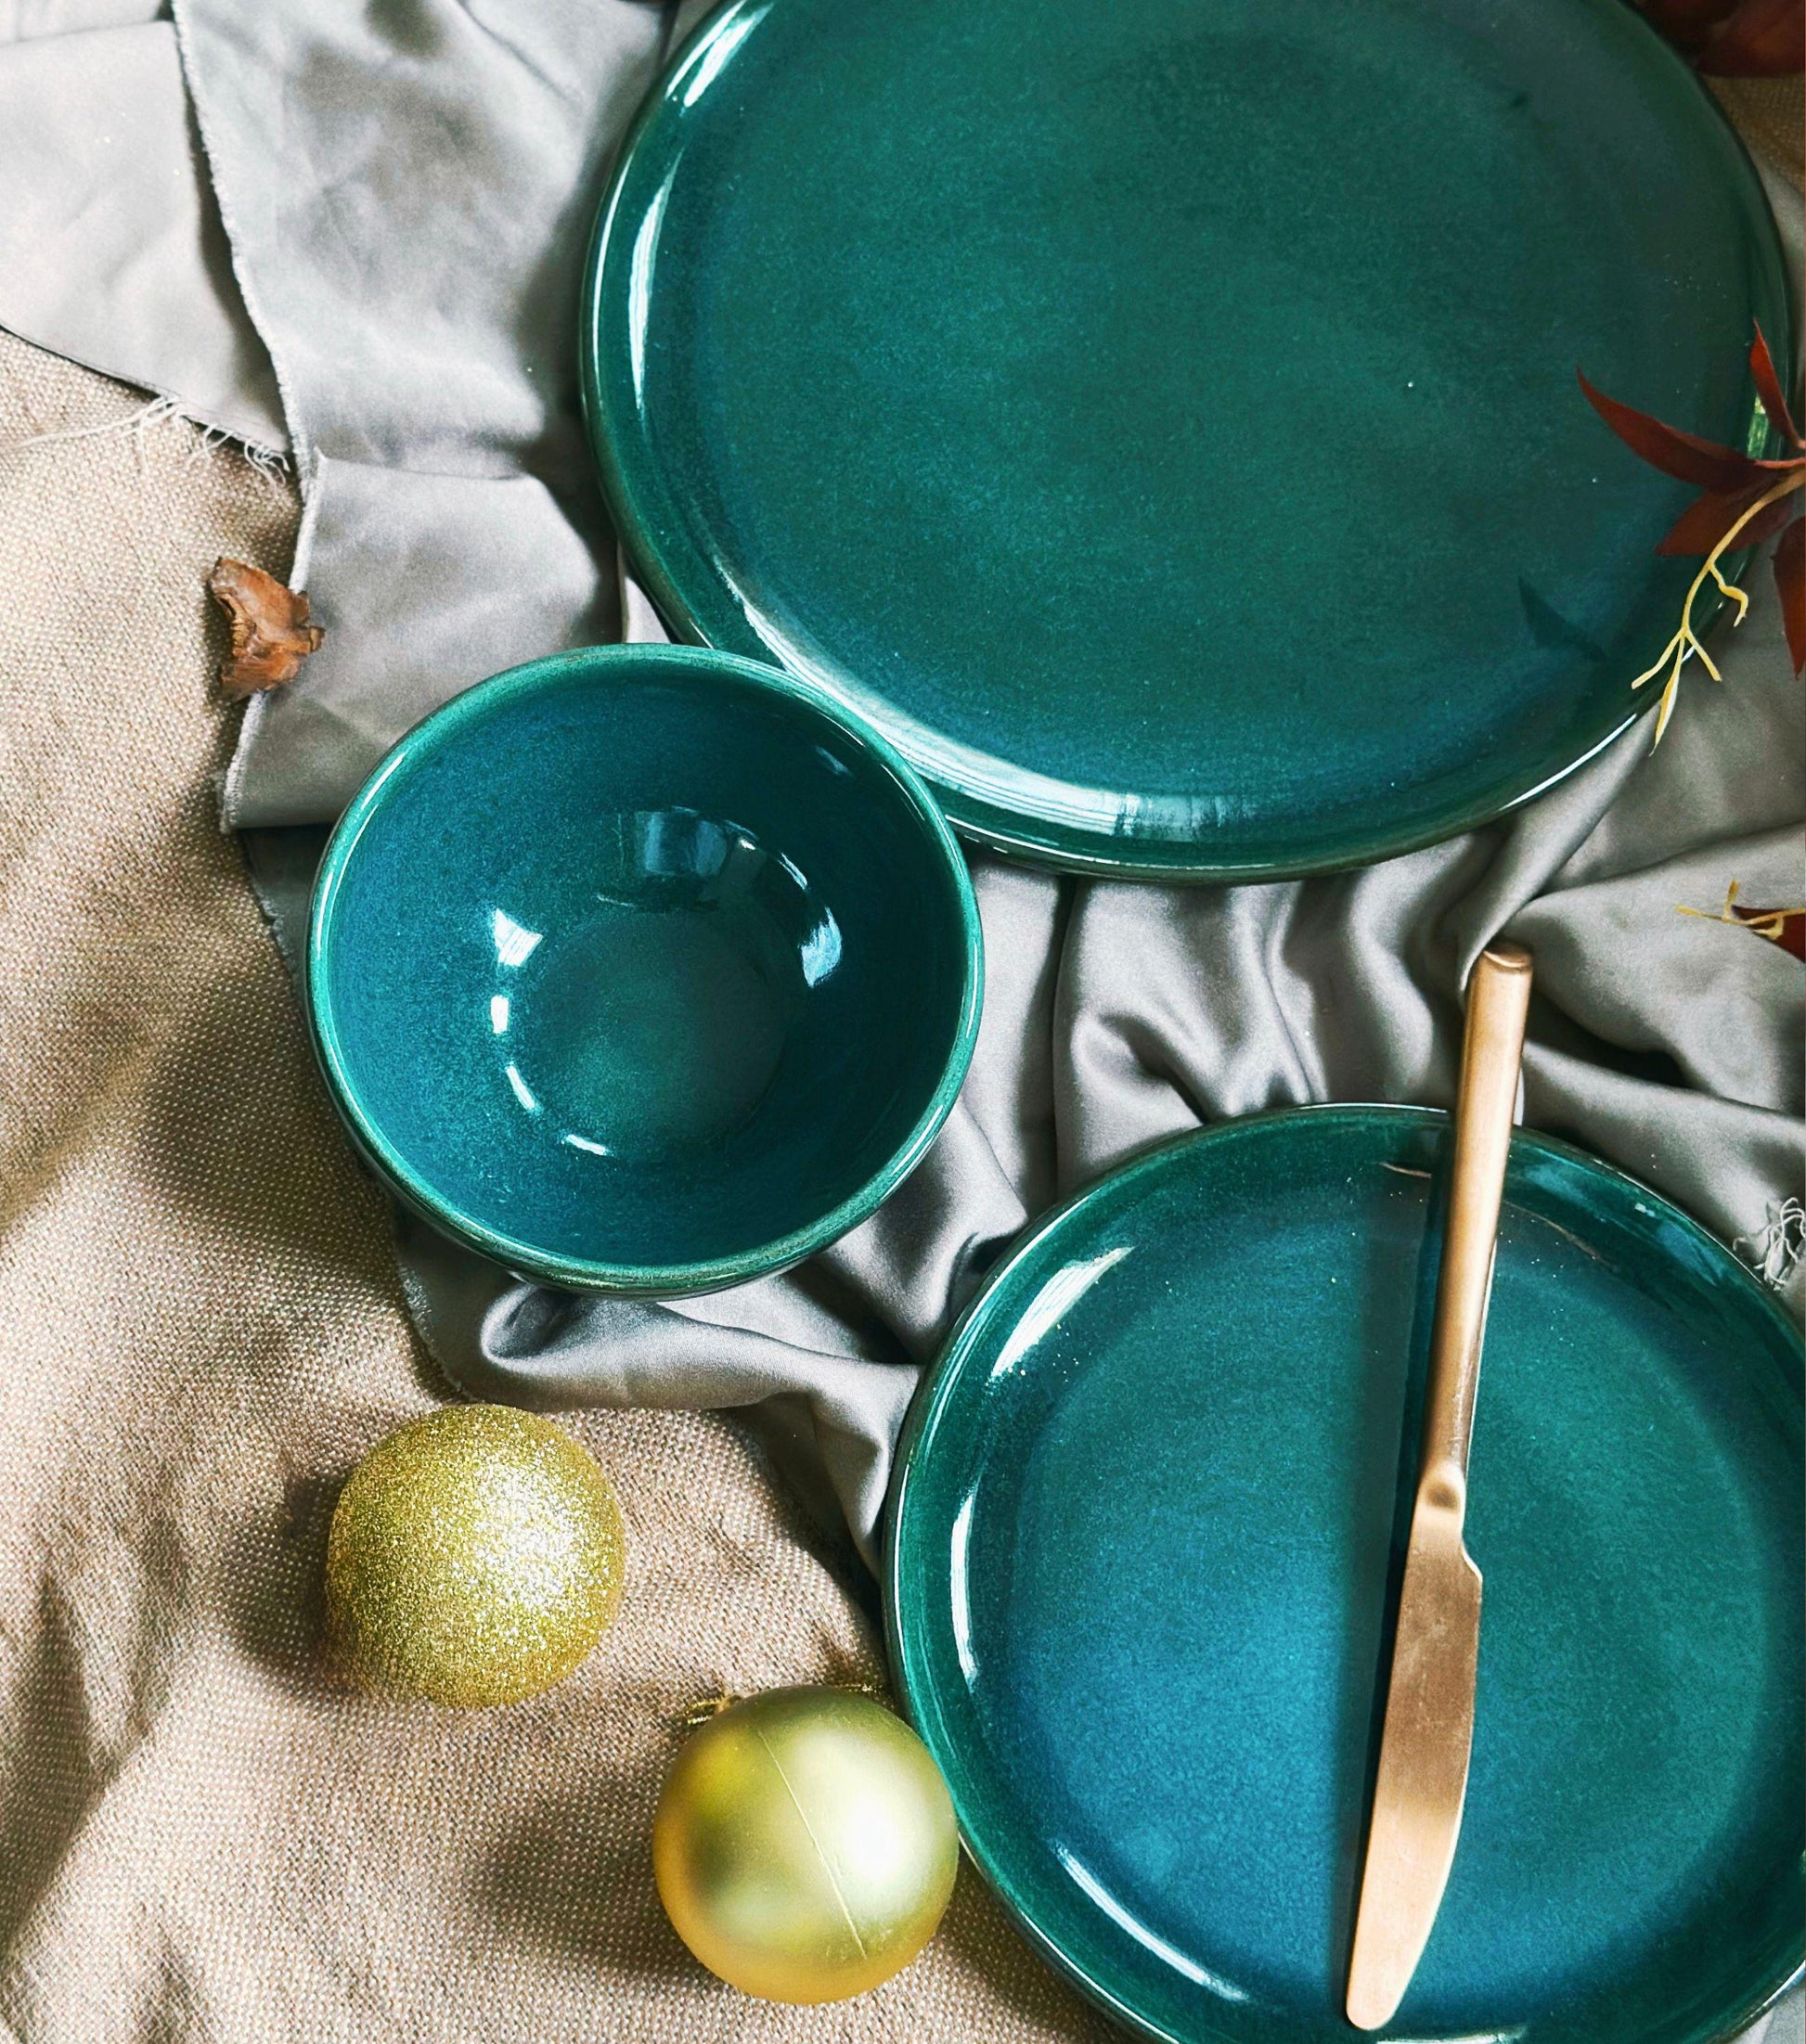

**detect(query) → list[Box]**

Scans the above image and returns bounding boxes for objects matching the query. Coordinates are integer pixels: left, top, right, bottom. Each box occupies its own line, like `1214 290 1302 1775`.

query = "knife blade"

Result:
1346 944 1533 2032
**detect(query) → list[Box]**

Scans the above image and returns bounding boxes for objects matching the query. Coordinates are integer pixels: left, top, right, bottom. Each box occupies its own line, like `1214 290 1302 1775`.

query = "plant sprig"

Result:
1579 327 1803 741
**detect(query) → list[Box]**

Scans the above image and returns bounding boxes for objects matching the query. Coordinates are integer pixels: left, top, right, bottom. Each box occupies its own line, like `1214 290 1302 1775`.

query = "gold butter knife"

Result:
1346 942 1534 2032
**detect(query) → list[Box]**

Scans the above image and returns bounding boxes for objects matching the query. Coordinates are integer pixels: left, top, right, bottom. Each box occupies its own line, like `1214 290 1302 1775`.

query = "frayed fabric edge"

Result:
1735 1196 1806 1291
0 377 290 482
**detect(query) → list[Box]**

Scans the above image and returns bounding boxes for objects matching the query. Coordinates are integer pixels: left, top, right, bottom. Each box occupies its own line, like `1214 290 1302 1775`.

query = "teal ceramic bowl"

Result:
307 646 982 1294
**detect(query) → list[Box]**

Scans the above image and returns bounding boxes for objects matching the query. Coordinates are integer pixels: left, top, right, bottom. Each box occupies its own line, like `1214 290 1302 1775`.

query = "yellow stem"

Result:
1680 471 1801 634
1636 469 1802 743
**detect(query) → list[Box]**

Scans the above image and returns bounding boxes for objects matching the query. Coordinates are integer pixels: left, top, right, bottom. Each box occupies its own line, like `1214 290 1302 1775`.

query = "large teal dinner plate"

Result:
888 1108 1803 2042
584 0 1791 878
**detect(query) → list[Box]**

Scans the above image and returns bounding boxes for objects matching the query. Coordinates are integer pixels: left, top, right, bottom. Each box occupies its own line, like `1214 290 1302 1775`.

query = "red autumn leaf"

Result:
1679 881 1806 958
1659 481 1798 556
1731 899 1806 958
207 558 325 698
1635 0 1730 44
1696 0 1805 74
1774 516 1806 675
1633 0 1804 70
1580 327 1806 722
1748 326 1803 448
1576 369 1774 492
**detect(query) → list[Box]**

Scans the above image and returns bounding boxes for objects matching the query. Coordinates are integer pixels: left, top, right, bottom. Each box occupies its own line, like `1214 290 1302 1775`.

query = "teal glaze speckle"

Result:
307 647 981 1294
888 1109 1803 2043
584 0 1792 879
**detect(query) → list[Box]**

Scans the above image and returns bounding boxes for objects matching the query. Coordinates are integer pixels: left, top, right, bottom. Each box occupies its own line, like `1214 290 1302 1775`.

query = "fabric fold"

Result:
173 0 677 818
223 454 616 827
0 17 286 447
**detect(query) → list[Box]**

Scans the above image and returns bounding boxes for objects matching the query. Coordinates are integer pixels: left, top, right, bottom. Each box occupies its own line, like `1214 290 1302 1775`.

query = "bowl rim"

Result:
305 642 985 1296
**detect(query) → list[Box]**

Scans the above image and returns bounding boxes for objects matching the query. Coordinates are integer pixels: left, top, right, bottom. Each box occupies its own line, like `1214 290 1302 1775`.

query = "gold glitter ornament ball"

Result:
326 1405 625 1707
653 1686 959 2002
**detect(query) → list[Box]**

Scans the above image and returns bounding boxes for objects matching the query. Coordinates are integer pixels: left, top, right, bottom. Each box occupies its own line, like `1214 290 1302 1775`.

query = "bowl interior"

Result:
311 649 975 1283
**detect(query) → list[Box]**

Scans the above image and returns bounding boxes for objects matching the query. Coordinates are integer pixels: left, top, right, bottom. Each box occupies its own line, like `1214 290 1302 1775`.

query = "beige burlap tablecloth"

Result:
0 328 1109 2043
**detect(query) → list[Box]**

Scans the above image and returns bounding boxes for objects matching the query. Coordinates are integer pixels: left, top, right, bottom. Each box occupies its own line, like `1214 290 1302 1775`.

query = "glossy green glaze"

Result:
889 1108 1803 2043
585 0 1791 879
308 646 981 1294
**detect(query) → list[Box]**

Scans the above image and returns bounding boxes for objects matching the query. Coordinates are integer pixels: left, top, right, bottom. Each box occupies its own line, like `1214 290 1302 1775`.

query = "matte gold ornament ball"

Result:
653 1686 959 2002
325 1404 626 1706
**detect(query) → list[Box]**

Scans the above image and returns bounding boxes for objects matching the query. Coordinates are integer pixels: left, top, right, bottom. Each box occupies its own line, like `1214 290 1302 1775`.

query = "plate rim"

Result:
885 1102 1805 2044
305 641 985 1297
580 0 1793 880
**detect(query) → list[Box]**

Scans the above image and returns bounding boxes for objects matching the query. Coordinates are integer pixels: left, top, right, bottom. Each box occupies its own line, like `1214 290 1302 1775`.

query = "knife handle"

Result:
1420 944 1533 1501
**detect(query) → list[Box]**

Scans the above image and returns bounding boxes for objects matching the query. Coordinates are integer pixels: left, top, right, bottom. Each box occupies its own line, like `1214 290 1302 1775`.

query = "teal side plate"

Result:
584 0 1791 879
307 645 981 1295
889 1108 1803 2041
